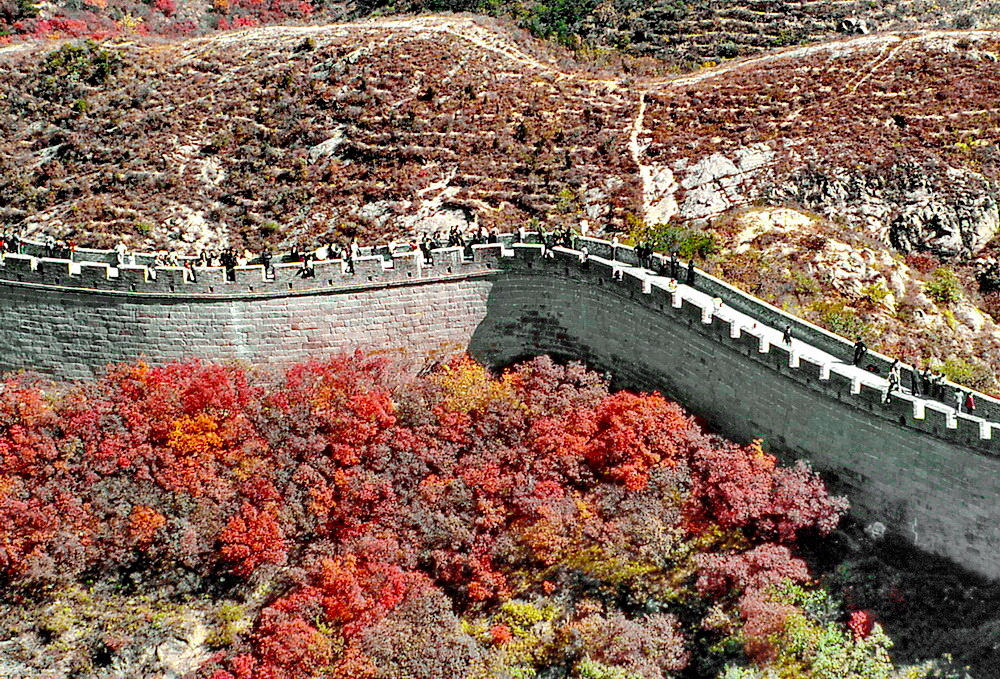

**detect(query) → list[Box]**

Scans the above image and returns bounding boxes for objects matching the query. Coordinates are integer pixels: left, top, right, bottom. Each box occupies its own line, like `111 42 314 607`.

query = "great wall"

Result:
1 235 999 580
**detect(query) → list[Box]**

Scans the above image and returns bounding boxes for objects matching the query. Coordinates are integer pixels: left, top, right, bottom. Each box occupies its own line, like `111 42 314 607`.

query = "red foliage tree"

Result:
219 502 287 577
687 439 848 542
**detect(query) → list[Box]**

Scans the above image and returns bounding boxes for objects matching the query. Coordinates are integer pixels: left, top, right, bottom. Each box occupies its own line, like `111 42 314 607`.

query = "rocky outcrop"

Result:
764 164 1000 258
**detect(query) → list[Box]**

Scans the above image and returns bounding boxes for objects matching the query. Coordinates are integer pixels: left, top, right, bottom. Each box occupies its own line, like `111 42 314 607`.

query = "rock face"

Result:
766 165 1000 258
709 207 1000 390
635 31 1000 260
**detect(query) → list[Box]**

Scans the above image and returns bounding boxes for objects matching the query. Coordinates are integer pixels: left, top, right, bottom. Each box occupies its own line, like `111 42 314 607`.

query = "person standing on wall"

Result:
884 359 901 405
686 258 695 287
852 337 867 366
670 251 679 279
782 324 793 347
909 364 921 396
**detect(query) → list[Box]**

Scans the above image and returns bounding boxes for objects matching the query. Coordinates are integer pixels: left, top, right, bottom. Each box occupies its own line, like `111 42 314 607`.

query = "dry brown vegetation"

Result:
0 19 642 252
2 22 999 256
640 32 1000 213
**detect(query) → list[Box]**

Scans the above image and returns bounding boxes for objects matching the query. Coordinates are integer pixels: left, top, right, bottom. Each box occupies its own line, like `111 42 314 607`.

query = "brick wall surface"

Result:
2 244 999 578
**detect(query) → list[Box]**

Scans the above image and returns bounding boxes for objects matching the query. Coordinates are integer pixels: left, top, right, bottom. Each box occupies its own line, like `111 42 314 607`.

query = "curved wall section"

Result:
2 242 999 578
0 275 493 379
469 258 1000 578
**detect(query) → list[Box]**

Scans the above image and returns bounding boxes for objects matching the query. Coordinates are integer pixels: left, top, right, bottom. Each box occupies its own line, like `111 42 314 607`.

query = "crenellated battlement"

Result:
0 244 499 296
3 232 998 450
3 231 1000 578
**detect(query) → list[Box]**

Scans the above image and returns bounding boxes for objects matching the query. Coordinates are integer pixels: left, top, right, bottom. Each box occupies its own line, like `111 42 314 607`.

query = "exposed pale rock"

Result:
732 207 815 253
308 125 348 162
769 165 1000 257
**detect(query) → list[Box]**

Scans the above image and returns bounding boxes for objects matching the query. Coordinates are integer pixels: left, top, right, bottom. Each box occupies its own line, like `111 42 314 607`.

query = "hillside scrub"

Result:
700 207 1000 394
4 0 1000 65
0 353 963 677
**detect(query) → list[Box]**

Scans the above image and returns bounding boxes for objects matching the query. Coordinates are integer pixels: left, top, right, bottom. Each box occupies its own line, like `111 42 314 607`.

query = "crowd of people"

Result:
852 339 977 415
2 230 78 260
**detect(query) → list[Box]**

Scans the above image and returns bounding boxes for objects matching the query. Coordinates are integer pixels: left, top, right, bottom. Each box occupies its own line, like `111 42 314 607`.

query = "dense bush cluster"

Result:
0 352 957 677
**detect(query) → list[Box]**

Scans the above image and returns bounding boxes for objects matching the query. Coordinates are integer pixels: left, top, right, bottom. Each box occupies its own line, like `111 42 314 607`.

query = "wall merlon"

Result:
857 382 885 407
119 266 150 284
511 244 544 262
798 356 825 381
78 262 111 282
619 270 649 297
472 244 504 262
732 328 761 355
391 251 421 275
2 253 35 273
234 265 268 283
353 255 385 276
825 370 854 395
727 318 742 339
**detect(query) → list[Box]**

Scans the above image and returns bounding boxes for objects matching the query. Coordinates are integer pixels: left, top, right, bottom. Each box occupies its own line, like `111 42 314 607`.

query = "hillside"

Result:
4 0 1000 65
2 19 1000 387
0 18 642 250
2 22 999 253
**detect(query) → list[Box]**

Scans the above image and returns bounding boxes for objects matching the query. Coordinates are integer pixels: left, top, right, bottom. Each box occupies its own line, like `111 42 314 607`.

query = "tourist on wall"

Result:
884 359 901 404
298 253 315 279
670 251 679 279
686 258 695 287
782 324 793 347
966 390 976 414
852 338 867 366
909 366 921 396
932 370 946 399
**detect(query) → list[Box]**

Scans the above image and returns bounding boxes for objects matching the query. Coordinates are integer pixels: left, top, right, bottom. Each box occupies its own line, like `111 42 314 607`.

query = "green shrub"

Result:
715 42 740 59
575 658 643 678
624 215 717 259
809 299 869 339
859 282 890 309
40 40 122 89
206 601 250 648
792 271 821 298
522 0 598 45
925 268 962 306
493 601 557 637
934 357 996 393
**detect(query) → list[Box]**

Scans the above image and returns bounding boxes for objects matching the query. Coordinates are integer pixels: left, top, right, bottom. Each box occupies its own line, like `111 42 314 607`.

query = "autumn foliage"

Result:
0 353 874 678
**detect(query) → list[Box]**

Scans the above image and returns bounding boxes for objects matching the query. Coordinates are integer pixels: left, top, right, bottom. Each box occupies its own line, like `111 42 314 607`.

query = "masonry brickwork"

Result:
1 238 998 579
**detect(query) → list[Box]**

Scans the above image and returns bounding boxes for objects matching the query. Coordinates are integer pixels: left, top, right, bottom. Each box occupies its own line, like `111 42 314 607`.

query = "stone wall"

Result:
1 240 999 578
469 252 1000 577
0 271 494 380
